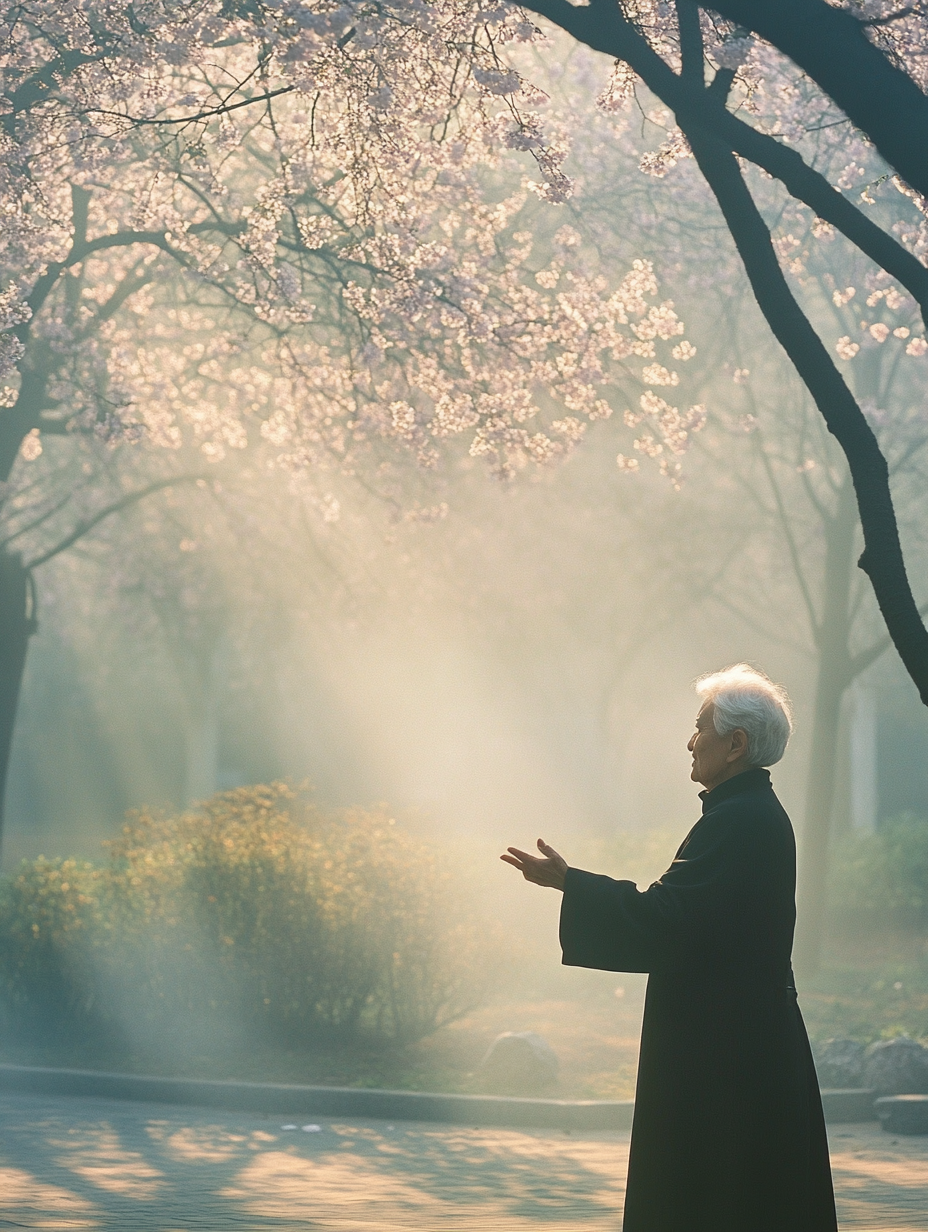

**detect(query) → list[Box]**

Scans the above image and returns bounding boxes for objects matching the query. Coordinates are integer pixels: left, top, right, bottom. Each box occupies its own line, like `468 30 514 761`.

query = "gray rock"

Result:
876 1094 928 1135
477 1031 559 1093
813 1038 865 1089
862 1037 928 1096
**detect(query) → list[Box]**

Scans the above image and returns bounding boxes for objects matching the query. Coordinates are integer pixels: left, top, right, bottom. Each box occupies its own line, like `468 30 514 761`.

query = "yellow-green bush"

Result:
0 857 105 1025
0 785 502 1048
829 812 928 931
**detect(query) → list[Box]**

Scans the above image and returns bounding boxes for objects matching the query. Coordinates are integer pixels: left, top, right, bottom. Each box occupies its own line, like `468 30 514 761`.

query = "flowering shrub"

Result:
0 857 105 1027
0 785 502 1047
829 813 928 932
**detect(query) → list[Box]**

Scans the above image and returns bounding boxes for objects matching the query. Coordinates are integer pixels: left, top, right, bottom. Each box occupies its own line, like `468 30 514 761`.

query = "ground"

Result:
5 951 926 1101
1 1091 926 1230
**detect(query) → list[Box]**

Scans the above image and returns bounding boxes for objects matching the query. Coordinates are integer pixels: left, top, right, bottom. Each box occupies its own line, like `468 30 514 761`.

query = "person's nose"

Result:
687 732 696 753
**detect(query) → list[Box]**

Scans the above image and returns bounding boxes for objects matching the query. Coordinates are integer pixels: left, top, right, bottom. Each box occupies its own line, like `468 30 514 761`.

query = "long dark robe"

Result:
560 767 837 1232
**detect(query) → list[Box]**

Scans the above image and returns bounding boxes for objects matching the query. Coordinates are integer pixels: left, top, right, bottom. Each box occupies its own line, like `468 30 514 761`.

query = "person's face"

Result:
687 701 747 790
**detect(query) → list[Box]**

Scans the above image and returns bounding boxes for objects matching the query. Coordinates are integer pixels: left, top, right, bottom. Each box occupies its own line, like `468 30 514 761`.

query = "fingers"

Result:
537 838 562 859
500 848 547 885
501 842 566 889
501 849 542 876
506 847 535 863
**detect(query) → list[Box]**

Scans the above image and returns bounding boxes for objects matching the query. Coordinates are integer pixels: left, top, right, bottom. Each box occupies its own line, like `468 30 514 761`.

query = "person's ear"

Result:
727 728 749 762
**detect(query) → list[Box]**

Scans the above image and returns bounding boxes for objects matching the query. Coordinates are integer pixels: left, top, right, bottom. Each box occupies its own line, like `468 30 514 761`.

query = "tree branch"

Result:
75 265 154 339
0 489 77 551
3 47 108 131
700 0 928 200
711 591 813 656
675 0 705 83
83 85 296 128
519 0 928 322
26 474 209 570
850 596 928 679
22 230 173 327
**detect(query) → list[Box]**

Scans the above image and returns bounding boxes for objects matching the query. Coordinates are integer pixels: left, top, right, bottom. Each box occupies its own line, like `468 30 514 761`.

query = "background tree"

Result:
506 0 928 718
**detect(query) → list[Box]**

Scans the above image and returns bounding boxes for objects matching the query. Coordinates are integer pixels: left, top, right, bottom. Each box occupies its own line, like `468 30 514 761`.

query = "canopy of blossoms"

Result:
0 0 707 491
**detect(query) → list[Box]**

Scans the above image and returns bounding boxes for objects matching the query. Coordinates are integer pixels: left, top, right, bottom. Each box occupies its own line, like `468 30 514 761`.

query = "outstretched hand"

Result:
500 839 568 891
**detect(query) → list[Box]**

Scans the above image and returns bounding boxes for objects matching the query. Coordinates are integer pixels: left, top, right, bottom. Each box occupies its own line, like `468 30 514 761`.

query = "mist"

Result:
2 36 928 1114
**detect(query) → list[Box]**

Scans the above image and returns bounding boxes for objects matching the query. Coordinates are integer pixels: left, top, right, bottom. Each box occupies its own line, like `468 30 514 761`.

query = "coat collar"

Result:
698 766 772 813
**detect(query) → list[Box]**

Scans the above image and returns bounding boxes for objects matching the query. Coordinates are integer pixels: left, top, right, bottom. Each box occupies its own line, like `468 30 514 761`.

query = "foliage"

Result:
829 812 928 933
801 939 928 1048
0 784 502 1047
0 856 106 1026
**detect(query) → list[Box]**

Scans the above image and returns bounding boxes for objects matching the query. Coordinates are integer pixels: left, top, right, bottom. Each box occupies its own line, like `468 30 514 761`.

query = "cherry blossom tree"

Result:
0 1 704 845
504 0 928 721
18 0 919 717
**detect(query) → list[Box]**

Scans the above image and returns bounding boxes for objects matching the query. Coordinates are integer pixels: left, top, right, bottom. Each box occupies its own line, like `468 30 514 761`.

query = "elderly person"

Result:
502 664 836 1232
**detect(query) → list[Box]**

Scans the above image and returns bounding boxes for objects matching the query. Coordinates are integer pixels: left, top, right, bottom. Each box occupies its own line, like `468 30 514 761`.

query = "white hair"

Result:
695 664 793 767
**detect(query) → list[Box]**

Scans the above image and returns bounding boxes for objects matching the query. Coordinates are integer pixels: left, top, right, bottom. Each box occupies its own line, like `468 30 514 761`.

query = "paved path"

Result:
1 1092 926 1230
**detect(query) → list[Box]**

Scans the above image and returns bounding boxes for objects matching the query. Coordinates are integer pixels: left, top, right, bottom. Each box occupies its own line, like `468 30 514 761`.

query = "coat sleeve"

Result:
559 810 757 973
559 868 658 972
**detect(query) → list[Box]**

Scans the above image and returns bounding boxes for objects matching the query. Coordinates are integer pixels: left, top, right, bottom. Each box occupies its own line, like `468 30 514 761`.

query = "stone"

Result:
862 1037 928 1097
813 1038 865 1089
476 1031 559 1094
875 1095 928 1135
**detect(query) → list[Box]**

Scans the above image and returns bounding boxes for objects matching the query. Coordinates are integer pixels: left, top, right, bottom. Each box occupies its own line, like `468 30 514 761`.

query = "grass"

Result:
800 928 928 1046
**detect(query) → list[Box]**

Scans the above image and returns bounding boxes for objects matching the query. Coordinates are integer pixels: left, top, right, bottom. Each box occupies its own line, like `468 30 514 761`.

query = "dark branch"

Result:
519 0 928 323
84 85 295 127
675 0 705 83
701 0 928 200
680 117 928 704
861 6 916 26
26 474 209 569
849 594 928 677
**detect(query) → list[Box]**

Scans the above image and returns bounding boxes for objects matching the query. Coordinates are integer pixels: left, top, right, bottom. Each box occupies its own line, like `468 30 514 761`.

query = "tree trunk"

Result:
183 697 219 807
793 481 856 975
795 663 846 978
0 551 37 845
679 125 928 710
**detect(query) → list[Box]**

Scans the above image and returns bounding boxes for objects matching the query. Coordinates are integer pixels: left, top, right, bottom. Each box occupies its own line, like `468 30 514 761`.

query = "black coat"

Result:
559 767 837 1232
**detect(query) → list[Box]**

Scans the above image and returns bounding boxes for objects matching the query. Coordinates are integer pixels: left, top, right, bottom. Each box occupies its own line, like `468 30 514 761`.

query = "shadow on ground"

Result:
2 1093 928 1230
0 1092 624 1230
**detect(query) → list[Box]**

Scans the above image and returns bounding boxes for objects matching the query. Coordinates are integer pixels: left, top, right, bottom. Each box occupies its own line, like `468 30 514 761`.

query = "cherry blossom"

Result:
0 0 704 493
